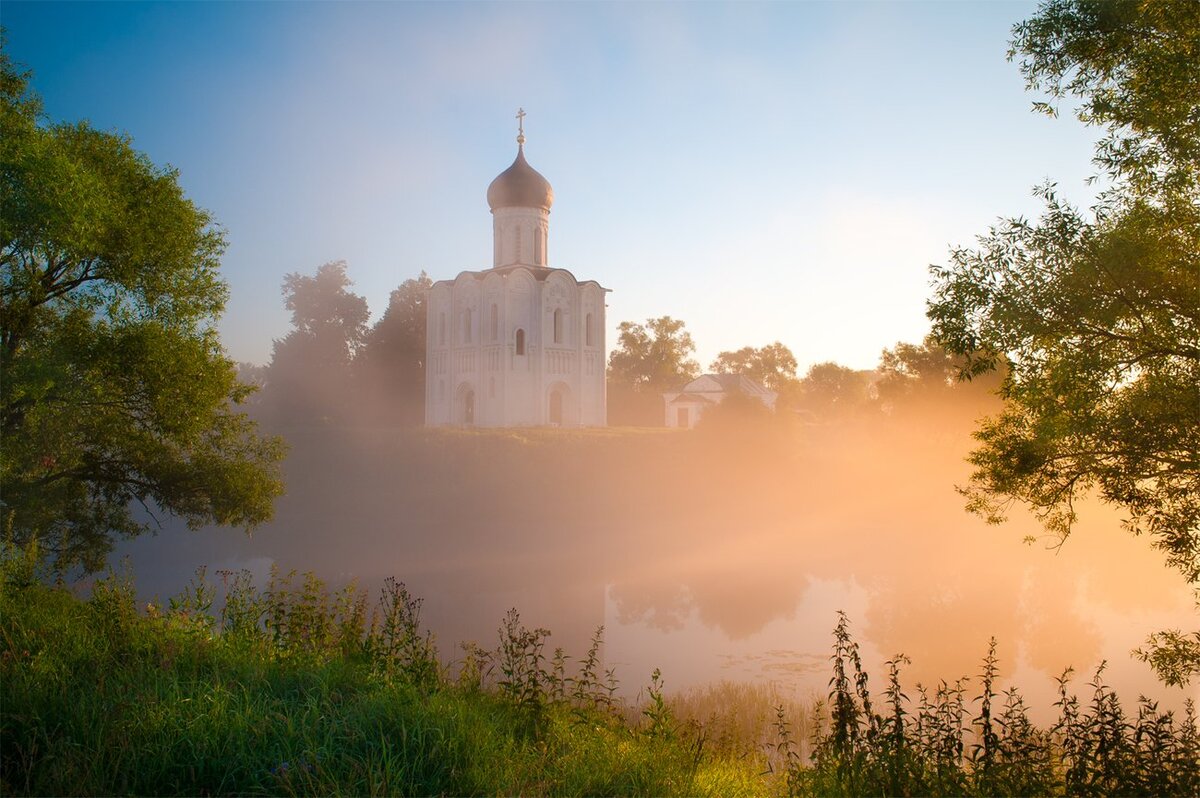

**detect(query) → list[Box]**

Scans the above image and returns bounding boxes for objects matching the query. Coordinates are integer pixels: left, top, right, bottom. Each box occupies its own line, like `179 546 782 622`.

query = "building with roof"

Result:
425 114 609 427
663 374 778 429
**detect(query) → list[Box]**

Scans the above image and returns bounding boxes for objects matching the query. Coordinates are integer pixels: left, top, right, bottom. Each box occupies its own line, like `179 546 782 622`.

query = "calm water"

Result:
114 413 1199 720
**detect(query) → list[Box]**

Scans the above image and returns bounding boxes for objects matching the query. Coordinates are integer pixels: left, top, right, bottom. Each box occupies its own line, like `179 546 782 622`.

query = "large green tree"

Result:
0 49 284 571
928 0 1199 685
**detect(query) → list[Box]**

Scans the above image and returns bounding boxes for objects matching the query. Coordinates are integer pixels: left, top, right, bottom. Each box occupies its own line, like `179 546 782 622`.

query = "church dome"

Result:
487 144 554 212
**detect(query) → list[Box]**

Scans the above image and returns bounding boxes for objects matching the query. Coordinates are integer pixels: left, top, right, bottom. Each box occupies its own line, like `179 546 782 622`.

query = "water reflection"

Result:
115 402 1197 715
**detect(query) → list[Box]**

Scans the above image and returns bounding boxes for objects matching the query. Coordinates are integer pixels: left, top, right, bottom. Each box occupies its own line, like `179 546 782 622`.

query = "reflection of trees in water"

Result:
120 395 1191 691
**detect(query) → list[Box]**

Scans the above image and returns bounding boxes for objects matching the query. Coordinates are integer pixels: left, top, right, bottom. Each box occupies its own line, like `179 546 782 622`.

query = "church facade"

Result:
425 121 608 427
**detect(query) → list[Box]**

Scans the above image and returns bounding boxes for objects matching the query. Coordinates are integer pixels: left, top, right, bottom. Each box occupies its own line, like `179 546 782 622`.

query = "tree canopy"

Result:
710 342 800 395
928 0 1199 684
1010 0 1200 191
607 316 700 392
265 261 368 425
0 48 285 571
355 271 432 426
795 362 872 419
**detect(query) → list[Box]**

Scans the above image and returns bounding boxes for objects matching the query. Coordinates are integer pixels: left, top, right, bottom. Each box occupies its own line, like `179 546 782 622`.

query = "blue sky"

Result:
3 0 1099 371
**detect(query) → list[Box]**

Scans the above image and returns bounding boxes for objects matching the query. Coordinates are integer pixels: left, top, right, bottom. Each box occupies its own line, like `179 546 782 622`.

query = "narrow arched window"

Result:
515 328 525 356
553 308 563 344
490 304 498 341
585 313 594 347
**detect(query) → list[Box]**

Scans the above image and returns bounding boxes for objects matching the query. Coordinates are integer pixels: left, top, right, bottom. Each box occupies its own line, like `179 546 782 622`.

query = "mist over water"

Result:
114 390 1197 719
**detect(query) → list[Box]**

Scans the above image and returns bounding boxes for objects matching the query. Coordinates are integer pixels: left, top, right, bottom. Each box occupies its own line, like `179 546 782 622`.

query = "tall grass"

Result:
0 547 761 797
668 680 812 758
772 612 1200 797
3 544 1197 796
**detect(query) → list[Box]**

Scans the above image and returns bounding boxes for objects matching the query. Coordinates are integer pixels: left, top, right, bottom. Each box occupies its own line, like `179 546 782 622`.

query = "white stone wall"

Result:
492 207 550 268
425 267 607 427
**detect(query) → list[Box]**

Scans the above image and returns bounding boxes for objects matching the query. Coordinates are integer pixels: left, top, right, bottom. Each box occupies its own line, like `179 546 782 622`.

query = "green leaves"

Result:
930 0 1200 685
930 187 1200 585
1011 0 1200 191
0 44 283 572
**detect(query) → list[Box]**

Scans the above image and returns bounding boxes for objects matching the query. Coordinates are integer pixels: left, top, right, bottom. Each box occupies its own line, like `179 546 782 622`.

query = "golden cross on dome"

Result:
516 107 526 145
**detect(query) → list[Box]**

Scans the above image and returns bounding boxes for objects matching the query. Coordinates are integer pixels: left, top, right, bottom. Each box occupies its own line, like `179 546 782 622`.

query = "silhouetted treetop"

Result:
710 342 799 395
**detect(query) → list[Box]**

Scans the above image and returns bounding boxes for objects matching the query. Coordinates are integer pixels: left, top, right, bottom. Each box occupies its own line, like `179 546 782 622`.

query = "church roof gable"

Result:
431 265 607 292
676 373 774 398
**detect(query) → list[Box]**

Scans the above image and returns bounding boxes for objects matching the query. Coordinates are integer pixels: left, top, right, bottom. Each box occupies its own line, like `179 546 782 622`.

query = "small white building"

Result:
425 120 609 427
663 374 778 429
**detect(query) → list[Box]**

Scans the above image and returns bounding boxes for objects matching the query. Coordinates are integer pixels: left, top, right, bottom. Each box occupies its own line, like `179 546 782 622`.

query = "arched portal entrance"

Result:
546 382 575 427
455 383 476 426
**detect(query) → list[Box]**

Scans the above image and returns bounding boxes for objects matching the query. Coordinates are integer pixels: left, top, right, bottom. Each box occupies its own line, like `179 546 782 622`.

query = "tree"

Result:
607 317 700 427
1011 0 1199 192
0 48 285 571
264 261 369 425
928 0 1199 684
795 362 872 419
710 342 801 403
875 335 1003 411
695 387 778 442
608 316 700 392
355 271 432 426
279 260 370 365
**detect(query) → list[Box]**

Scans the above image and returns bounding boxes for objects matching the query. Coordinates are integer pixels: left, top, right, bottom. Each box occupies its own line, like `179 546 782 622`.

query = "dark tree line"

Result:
258 262 430 428
605 314 999 428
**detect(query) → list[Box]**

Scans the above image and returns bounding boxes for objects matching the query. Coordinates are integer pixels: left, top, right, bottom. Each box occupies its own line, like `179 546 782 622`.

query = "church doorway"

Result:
456 383 476 426
547 382 575 427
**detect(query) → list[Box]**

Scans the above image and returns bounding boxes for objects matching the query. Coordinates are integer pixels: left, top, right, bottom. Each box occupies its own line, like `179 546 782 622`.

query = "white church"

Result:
425 115 609 427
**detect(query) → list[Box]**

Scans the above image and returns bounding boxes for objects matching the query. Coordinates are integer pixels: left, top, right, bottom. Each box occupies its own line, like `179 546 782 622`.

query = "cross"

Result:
516 107 526 136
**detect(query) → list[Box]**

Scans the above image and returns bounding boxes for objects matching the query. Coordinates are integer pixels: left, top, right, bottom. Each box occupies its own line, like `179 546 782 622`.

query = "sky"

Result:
2 0 1100 372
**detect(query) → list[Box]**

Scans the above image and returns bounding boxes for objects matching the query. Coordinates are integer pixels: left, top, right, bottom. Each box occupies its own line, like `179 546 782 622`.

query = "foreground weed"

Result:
774 615 1200 798
4 548 1197 798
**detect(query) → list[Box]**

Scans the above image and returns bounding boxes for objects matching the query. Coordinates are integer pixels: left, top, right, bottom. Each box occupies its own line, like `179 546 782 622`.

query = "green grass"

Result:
0 551 767 797
3 548 1198 796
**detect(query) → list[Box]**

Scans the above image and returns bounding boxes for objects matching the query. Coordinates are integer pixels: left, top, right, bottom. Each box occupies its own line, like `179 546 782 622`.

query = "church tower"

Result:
425 112 608 427
488 112 552 269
